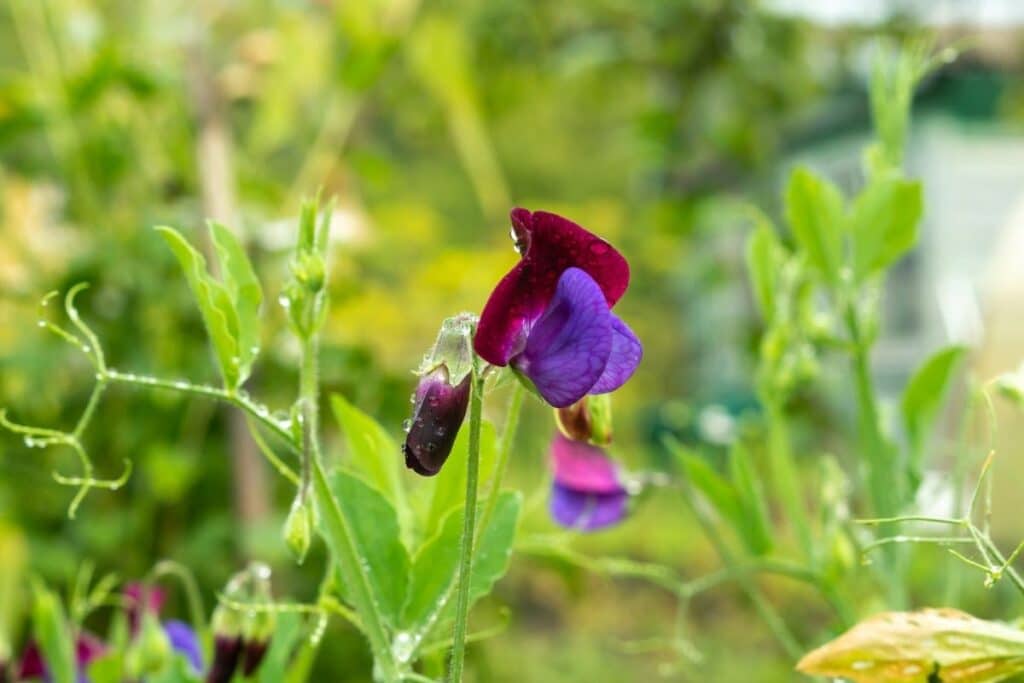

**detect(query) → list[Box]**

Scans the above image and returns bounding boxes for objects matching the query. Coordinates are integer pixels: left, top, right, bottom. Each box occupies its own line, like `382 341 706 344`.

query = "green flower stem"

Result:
448 363 485 683
299 335 401 683
148 560 208 639
478 382 524 536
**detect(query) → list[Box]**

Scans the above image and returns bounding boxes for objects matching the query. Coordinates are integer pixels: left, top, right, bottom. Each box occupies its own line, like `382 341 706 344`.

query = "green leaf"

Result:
402 491 520 647
156 226 241 388
849 175 923 280
31 579 74 683
331 470 410 628
329 395 410 532
209 221 263 382
678 451 742 530
745 212 785 323
424 420 498 536
798 608 1024 682
902 345 967 467
784 166 845 284
258 611 305 683
728 442 773 556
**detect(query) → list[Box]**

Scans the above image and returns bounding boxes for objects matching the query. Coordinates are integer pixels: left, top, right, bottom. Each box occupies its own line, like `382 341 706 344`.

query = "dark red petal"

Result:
475 208 630 366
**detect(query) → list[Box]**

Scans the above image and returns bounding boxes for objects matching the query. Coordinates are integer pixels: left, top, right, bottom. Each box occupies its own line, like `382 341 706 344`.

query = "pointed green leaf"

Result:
331 470 410 628
902 345 967 468
678 451 742 531
209 221 263 381
849 175 923 280
745 212 785 323
329 395 409 529
424 420 498 536
31 579 74 683
156 226 241 388
402 492 520 646
729 441 773 556
784 166 845 284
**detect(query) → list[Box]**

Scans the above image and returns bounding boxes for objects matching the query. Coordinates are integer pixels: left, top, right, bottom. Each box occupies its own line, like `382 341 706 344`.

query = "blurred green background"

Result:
5 1 1024 680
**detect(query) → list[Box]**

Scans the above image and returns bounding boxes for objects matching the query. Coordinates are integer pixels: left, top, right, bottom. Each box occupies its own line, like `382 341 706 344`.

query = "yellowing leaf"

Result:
797 609 1024 683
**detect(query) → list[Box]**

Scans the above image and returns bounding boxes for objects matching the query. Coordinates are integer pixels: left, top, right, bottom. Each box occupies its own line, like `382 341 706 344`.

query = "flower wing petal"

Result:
515 268 612 408
474 208 629 366
550 433 623 494
588 314 642 394
550 484 628 531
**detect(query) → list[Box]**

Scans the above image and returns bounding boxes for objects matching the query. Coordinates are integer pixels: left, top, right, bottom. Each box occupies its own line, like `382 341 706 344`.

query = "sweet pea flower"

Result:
549 433 629 531
475 208 642 408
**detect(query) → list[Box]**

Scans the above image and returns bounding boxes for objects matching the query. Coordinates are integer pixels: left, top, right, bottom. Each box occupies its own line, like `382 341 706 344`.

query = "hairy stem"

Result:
448 365 485 682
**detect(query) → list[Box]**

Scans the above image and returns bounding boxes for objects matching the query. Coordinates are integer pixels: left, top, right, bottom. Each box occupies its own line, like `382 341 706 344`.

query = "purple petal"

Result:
164 620 204 673
475 208 630 366
550 433 623 494
550 484 628 531
513 268 613 408
588 314 642 394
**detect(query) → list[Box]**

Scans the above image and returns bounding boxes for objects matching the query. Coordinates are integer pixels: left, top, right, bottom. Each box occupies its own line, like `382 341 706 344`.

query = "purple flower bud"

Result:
402 313 476 477
403 368 471 476
548 433 630 531
205 635 242 683
240 639 270 677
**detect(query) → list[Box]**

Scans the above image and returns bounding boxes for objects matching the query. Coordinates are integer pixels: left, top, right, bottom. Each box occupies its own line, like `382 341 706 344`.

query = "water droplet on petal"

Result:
402 419 412 433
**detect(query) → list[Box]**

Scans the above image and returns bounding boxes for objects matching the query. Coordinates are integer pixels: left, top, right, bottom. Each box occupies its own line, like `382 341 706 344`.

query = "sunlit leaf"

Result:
156 226 241 388
330 470 410 629
209 221 263 382
402 492 520 646
797 608 1024 683
784 166 845 284
31 579 74 683
849 174 923 280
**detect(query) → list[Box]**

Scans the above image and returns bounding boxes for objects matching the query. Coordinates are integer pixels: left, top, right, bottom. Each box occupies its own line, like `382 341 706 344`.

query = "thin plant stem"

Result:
448 363 485 682
844 305 906 608
478 383 524 536
149 560 208 639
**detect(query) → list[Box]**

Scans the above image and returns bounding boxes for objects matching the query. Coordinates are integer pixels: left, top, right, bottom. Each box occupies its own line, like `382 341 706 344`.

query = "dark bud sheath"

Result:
403 368 471 476
205 635 242 683
1 659 9 683
240 639 270 677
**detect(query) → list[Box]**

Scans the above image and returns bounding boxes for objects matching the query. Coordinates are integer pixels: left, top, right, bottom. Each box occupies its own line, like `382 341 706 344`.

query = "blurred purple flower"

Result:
548 433 629 531
475 209 641 408
163 620 203 674
16 632 106 683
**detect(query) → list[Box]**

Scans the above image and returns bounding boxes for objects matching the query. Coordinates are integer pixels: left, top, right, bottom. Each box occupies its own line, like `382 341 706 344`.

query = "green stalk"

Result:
448 365 485 682
300 336 400 682
844 306 906 608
